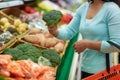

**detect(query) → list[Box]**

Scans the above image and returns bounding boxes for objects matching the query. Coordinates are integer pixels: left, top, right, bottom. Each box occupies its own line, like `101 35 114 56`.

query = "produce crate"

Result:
15 29 69 56
1 7 26 18
0 28 70 78
0 29 69 57
0 30 30 53
0 36 17 53
0 39 57 80
0 31 68 79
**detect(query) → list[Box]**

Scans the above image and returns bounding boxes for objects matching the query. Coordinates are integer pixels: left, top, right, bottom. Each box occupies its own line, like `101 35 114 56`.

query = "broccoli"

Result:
15 43 40 52
3 48 24 60
0 76 5 80
42 10 63 27
41 49 61 67
3 43 42 63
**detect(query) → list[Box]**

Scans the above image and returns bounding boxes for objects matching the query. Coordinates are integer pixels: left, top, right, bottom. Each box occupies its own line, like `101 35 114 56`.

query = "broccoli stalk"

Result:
42 10 63 27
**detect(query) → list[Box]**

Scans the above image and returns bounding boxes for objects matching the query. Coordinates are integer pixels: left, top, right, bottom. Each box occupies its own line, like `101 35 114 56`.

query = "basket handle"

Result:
106 41 120 73
105 54 110 73
107 41 120 49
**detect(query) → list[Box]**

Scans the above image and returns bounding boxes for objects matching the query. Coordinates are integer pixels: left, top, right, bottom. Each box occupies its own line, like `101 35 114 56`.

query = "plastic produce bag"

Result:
56 33 79 80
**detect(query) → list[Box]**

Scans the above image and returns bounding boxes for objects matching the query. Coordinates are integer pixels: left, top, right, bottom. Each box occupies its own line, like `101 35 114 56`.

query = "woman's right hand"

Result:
48 26 58 37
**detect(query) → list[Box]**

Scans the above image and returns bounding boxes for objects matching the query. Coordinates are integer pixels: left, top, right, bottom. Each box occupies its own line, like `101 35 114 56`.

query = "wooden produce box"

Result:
1 7 25 18
16 29 69 56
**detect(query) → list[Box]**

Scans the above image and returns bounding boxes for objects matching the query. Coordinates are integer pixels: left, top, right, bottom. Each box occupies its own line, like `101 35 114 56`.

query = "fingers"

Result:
73 42 77 48
48 26 58 37
73 41 85 53
73 43 79 53
48 26 57 31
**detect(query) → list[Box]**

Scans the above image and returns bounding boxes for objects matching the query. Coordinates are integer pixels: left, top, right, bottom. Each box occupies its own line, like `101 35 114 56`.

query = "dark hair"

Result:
88 0 120 7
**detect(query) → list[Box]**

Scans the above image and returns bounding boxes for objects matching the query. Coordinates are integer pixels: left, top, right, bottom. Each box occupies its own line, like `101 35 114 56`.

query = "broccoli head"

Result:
3 43 42 63
3 48 24 60
42 10 62 27
41 49 61 67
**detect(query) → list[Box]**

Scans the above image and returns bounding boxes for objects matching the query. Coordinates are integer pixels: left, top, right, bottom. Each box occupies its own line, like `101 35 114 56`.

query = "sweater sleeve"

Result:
57 3 88 40
100 3 120 53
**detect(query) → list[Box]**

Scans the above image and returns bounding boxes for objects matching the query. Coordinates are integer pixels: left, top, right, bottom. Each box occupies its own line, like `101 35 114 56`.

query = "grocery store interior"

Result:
0 0 120 80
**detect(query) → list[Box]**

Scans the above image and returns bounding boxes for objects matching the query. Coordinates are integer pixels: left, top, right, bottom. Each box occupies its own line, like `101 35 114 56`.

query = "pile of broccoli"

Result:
3 43 61 67
3 43 42 63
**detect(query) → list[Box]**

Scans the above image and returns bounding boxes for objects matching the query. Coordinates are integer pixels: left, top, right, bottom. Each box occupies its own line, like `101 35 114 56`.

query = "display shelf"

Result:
0 1 24 9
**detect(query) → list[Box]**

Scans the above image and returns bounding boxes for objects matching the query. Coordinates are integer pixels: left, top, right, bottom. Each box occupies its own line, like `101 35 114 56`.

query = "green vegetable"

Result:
0 76 5 80
15 43 40 52
6 27 19 35
3 43 42 63
42 10 62 26
3 48 24 60
41 49 61 67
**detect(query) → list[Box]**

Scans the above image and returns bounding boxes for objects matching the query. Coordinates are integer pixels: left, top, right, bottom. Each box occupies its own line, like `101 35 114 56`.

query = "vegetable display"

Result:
0 54 56 80
23 28 66 53
3 43 61 67
42 10 63 27
3 43 42 63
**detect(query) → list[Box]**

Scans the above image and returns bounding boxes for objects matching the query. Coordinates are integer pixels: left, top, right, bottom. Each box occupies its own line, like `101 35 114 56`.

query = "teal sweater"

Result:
57 2 120 73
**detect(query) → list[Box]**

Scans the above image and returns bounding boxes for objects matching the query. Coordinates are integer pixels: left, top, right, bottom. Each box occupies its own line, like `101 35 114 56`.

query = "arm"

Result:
100 4 120 53
48 11 81 40
48 3 88 40
73 40 101 53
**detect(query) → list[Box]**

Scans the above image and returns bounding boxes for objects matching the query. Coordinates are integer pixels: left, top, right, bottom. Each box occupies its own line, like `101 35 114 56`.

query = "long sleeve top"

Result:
57 2 120 73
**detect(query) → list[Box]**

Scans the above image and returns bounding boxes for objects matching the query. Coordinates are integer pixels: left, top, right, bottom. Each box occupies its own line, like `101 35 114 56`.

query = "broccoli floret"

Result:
3 43 42 63
24 49 42 63
17 55 29 60
42 10 62 26
3 48 24 60
16 43 42 63
41 49 61 67
15 43 38 52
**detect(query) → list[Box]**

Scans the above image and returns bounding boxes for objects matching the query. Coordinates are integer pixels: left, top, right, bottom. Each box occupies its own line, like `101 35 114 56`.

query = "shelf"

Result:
23 0 34 4
0 1 24 9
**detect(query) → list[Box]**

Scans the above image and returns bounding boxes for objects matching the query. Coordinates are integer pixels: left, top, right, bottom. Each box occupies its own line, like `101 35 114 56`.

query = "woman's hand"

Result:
73 40 87 53
48 26 58 37
73 40 101 53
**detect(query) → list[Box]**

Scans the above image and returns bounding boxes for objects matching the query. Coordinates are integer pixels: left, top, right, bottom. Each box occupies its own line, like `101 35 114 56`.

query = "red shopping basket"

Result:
83 41 120 80
83 64 120 80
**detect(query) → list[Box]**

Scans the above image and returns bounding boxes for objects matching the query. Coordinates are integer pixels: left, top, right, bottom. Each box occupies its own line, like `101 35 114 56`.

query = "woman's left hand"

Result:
73 40 87 53
73 40 101 53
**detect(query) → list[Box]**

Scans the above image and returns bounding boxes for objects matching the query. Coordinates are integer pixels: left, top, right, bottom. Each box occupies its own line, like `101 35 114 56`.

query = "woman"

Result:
48 0 120 79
